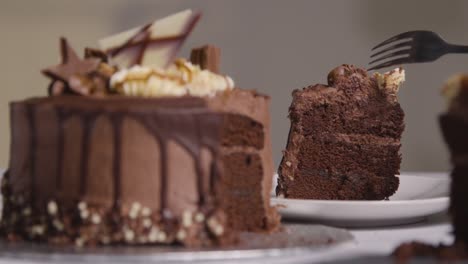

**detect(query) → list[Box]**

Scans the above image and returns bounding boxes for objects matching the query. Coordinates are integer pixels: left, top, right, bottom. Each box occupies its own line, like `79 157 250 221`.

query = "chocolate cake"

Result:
392 74 468 262
440 74 468 246
277 65 405 200
0 10 279 247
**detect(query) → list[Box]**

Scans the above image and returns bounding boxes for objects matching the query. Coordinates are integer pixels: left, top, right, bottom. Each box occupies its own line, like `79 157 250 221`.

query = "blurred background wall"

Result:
2 0 468 172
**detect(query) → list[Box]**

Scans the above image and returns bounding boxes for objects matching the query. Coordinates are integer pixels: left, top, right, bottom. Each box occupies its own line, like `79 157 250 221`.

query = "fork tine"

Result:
369 49 411 65
370 41 412 58
372 31 419 51
368 57 413 71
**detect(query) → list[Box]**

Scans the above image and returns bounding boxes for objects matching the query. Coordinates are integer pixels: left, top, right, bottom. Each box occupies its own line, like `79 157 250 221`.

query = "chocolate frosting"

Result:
2 89 279 246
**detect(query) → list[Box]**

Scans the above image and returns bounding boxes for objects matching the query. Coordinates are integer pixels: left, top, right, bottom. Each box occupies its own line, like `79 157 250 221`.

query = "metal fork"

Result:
369 30 468 70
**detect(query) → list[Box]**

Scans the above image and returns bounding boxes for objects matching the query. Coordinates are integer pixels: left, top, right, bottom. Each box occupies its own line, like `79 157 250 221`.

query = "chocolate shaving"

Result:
190 45 220 73
43 38 116 97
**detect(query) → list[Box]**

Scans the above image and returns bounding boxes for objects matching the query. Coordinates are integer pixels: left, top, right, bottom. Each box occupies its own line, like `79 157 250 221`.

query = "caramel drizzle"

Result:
52 106 221 216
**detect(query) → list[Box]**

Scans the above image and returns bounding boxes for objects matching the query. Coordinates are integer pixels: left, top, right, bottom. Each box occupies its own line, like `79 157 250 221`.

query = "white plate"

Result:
271 173 450 227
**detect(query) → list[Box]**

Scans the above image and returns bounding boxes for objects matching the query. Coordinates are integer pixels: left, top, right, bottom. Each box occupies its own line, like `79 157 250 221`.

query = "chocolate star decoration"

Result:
42 38 101 95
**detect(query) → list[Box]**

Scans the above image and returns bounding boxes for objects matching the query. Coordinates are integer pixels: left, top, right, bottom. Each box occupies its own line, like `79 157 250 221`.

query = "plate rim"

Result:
271 196 449 205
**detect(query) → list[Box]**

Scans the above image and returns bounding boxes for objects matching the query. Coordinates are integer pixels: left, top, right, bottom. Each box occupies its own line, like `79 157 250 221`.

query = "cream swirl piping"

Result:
110 59 234 97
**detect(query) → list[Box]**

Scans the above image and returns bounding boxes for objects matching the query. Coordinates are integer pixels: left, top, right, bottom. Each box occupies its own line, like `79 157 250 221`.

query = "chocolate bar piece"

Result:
190 45 220 73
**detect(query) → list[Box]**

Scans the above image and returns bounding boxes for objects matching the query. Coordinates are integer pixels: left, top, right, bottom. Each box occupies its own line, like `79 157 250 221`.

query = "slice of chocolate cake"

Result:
440 74 468 247
277 65 405 200
392 74 468 262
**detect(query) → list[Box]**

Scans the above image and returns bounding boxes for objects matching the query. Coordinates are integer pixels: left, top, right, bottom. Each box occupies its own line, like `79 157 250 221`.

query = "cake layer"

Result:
278 134 400 199
289 84 404 139
1 89 279 246
221 114 264 149
220 152 265 230
207 89 278 228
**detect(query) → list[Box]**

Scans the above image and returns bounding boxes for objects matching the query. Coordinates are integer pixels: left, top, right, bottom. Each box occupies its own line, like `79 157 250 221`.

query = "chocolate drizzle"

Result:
47 102 223 218
130 111 222 211
26 104 37 204
79 113 98 196
55 108 72 191
109 114 123 211
209 160 218 196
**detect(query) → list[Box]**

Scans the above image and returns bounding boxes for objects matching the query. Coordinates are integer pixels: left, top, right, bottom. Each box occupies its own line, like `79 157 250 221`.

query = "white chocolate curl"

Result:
110 59 234 97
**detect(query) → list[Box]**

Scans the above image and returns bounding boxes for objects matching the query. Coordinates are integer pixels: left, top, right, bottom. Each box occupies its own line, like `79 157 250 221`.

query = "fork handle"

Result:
448 44 468 54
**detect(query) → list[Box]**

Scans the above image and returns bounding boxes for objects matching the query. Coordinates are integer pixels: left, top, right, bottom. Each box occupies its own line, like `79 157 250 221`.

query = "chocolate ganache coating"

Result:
1 89 279 246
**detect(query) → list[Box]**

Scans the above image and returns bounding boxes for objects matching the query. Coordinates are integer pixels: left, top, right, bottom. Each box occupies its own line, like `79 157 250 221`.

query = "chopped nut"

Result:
22 207 31 216
194 212 205 223
131 202 141 212
53 219 64 231
47 201 58 215
124 229 135 242
91 213 101 224
141 207 151 217
80 210 89 219
157 231 167 242
129 210 138 219
285 161 292 167
176 230 187 241
182 211 192 227
207 217 224 236
129 202 141 219
142 218 152 228
31 225 45 236
75 237 85 247
213 225 224 236
148 227 159 242
78 201 87 211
